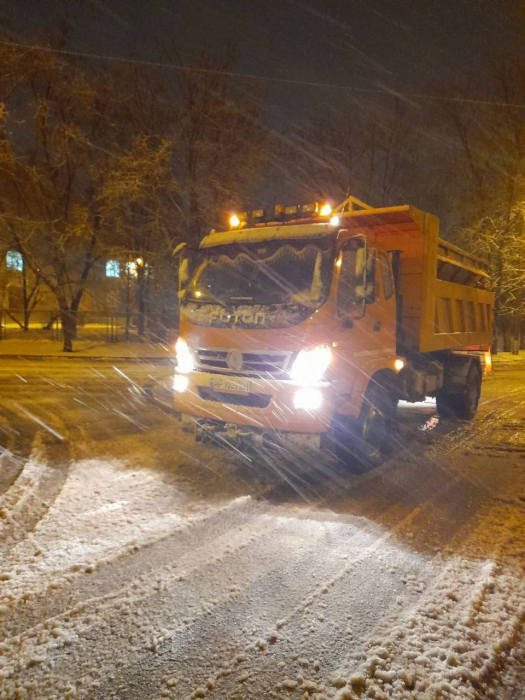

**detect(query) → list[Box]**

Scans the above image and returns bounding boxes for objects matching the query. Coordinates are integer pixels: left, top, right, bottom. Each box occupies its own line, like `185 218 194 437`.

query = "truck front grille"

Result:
197 387 272 408
194 348 292 377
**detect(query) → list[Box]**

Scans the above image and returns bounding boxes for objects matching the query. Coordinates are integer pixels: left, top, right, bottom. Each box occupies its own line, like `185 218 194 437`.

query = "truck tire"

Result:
334 383 397 471
436 363 481 420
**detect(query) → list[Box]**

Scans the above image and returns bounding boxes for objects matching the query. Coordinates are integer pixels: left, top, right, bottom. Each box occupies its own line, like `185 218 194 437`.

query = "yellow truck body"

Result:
174 202 494 460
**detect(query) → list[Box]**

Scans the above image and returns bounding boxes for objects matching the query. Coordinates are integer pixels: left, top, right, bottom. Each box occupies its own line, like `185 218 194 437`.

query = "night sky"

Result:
4 0 524 123
2 0 524 216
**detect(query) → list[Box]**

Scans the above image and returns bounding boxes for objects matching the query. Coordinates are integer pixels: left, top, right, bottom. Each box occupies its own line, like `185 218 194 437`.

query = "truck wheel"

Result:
334 384 396 471
358 384 397 464
436 363 481 420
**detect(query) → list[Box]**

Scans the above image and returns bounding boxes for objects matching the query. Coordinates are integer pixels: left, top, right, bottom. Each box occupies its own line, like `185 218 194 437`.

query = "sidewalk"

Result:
0 337 174 361
492 350 525 365
0 337 523 365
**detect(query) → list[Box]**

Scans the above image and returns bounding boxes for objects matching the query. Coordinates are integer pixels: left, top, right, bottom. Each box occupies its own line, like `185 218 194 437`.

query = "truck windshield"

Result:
185 240 334 307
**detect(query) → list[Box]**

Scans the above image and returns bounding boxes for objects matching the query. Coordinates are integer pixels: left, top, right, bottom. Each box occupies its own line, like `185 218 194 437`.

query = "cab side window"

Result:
337 247 359 316
337 243 376 316
378 251 394 300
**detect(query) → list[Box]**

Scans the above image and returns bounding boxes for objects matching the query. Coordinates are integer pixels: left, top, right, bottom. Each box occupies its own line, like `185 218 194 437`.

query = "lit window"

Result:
6 251 23 271
125 259 147 278
125 261 138 278
105 260 120 278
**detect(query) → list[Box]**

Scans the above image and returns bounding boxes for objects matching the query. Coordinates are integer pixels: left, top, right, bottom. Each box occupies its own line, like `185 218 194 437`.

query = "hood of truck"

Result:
179 299 337 354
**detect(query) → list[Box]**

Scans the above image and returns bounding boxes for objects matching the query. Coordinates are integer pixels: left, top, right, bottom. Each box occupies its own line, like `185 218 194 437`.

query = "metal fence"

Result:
0 309 177 343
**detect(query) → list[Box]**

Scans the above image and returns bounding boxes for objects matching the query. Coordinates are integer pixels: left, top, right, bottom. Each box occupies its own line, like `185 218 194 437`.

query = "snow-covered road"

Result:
0 359 524 699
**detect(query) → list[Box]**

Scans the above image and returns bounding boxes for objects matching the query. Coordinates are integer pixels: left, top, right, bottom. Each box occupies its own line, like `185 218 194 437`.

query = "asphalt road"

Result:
0 357 524 699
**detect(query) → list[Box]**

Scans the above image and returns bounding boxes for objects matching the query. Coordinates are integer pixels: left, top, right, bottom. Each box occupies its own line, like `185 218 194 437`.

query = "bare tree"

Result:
99 136 175 338
289 98 418 207
0 43 270 350
0 44 173 350
164 48 269 245
445 62 525 351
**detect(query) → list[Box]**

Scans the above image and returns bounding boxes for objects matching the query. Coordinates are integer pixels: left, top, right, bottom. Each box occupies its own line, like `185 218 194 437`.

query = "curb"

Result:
0 354 173 363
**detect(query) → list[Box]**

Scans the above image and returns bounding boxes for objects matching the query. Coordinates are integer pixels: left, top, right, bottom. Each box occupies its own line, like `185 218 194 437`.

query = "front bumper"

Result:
173 370 335 434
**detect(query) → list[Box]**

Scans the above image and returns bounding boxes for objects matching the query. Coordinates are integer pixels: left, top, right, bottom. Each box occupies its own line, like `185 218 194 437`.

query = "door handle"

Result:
373 321 381 332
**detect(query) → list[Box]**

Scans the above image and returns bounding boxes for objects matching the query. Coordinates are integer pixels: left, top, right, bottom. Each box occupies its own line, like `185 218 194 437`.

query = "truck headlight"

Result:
175 337 194 374
290 345 332 385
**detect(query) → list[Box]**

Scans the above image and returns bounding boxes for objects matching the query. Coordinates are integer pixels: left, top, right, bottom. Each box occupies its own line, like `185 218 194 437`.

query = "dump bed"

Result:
338 205 494 353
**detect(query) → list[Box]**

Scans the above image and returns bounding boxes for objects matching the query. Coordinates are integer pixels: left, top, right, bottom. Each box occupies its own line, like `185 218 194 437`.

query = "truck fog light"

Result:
293 388 322 410
175 337 194 374
173 374 189 393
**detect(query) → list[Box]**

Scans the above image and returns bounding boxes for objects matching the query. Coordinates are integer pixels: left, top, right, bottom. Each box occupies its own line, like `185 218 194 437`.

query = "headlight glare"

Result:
173 374 189 393
290 345 332 385
175 337 194 374
293 388 322 410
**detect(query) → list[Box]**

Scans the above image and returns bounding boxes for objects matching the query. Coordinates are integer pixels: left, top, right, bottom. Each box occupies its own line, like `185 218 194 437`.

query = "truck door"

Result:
334 237 394 415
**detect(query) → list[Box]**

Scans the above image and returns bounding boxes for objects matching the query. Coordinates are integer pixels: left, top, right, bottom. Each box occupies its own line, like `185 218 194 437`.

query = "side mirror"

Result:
177 247 203 299
352 248 372 309
172 242 187 257
365 250 376 304
337 235 375 322
172 242 192 297
178 256 189 298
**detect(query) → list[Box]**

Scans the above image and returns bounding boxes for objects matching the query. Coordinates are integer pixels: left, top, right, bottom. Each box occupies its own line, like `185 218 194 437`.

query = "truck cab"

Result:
174 198 494 465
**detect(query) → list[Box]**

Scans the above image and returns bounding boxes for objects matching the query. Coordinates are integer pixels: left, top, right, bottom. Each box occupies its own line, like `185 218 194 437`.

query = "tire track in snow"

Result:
1 503 396 699
2 432 488 700
176 421 525 700
2 362 524 699
0 447 23 499
0 500 284 697
96 512 399 699
0 431 72 556
128 470 468 700
0 494 260 641
326 446 525 699
177 505 433 700
93 436 476 700
330 554 525 698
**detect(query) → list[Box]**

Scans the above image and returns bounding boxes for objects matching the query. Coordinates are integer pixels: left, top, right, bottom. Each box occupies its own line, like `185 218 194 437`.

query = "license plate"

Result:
210 376 251 394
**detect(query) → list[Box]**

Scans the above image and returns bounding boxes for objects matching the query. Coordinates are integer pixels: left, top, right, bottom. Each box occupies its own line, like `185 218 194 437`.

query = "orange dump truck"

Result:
174 198 494 464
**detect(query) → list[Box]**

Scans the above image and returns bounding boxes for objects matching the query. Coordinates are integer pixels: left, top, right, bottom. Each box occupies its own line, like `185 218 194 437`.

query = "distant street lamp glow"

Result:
229 214 241 228
320 203 332 216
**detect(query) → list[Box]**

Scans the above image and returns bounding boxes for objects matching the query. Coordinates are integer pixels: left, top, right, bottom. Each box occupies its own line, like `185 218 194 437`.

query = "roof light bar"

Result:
301 202 318 215
226 199 342 231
